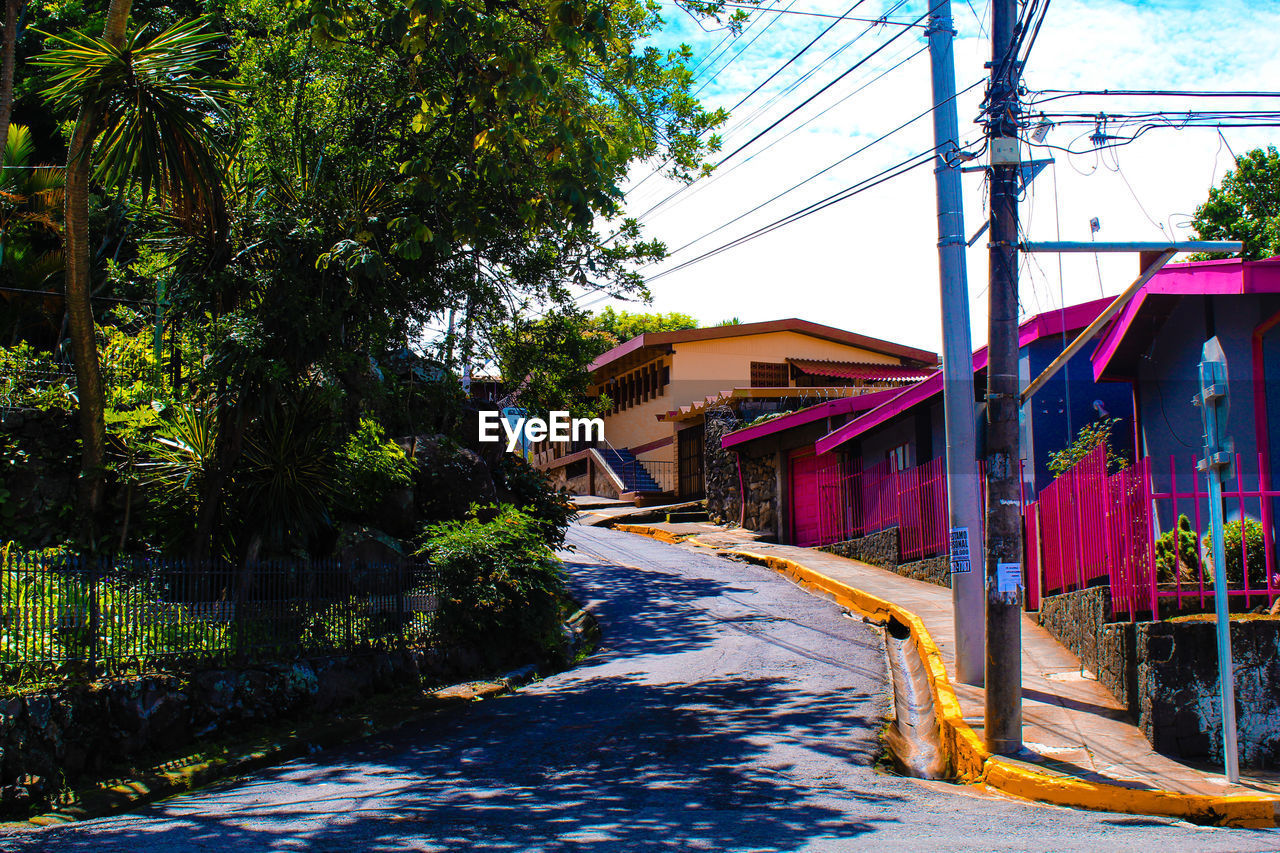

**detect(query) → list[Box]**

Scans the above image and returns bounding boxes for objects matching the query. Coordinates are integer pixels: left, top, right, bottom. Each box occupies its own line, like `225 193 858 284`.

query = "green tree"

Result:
590 306 699 346
1192 146 1280 261
37 13 236 541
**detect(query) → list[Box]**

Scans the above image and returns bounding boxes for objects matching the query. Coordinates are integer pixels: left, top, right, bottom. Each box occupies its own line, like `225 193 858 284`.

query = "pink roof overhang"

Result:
720 388 903 450
814 296 1117 455
1091 257 1280 382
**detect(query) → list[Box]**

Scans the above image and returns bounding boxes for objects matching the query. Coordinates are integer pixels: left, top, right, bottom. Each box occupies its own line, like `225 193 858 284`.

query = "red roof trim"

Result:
720 389 902 450
588 318 937 373
816 297 1117 453
1092 256 1280 381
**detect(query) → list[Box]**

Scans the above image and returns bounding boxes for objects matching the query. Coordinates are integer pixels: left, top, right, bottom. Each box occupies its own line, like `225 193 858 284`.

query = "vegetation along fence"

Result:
0 547 439 686
1025 443 1280 619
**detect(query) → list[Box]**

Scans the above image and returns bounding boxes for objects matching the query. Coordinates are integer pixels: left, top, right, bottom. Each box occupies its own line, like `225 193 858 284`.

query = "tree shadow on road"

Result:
24 672 900 852
11 536 904 852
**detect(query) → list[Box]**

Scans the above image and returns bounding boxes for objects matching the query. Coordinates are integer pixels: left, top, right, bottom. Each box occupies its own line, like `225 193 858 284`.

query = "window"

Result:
887 442 909 471
751 361 788 387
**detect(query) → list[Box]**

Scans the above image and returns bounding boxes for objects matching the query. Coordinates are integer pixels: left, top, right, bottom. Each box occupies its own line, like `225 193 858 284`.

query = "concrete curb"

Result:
612 523 688 545
611 523 1280 828
735 549 1280 829
13 665 543 829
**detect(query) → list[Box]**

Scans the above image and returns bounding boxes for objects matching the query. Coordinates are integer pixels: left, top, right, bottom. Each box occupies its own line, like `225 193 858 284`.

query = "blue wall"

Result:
1021 337 1135 496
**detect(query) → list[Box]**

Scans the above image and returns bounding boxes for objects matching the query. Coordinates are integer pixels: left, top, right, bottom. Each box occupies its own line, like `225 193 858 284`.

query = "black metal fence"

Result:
0 549 439 686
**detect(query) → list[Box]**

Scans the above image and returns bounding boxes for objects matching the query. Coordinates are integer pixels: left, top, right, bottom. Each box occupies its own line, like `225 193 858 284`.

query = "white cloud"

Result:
597 0 1280 354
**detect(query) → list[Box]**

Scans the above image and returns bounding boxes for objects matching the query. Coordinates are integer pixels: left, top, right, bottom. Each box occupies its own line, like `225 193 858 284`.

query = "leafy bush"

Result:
0 543 229 672
1221 518 1268 587
1047 416 1128 478
495 454 575 548
1155 514 1200 583
334 418 414 517
418 504 565 656
0 344 76 412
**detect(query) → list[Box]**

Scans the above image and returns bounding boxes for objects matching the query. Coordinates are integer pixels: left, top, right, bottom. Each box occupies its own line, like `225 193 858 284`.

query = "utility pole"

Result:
927 0 985 686
984 0 1023 755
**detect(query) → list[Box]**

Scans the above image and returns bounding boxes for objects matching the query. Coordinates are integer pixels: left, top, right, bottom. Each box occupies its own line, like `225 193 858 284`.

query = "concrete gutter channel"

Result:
611 523 1280 829
6 607 601 830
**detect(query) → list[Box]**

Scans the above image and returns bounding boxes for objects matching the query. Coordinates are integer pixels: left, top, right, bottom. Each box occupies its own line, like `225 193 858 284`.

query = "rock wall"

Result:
821 529 899 570
0 646 477 812
1137 619 1280 768
1037 587 1135 713
705 409 777 536
818 530 951 588
704 409 744 525
1038 587 1112 674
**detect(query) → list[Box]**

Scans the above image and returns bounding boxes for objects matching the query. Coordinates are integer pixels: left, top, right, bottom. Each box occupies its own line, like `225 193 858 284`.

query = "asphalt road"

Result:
5 525 1280 852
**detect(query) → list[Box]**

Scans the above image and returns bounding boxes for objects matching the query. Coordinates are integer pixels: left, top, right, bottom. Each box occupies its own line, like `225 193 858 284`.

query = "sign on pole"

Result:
1194 336 1240 783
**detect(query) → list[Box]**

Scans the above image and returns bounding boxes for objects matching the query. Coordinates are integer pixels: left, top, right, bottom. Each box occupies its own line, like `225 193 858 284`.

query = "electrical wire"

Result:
634 39 926 226
656 76 986 264
645 141 960 283
715 0 940 165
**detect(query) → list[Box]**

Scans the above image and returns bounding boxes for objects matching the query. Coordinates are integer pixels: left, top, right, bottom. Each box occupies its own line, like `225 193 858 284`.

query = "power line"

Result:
657 75 986 264
646 141 956 283
629 0 914 224
715 0 941 165
635 36 924 226
715 2 927 26
624 0 793 198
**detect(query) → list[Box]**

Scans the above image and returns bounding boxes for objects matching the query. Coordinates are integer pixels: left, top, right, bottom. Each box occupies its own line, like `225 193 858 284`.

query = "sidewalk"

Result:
603 517 1280 807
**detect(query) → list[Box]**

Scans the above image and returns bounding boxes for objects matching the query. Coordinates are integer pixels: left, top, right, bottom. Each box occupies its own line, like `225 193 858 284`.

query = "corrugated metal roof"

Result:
787 359 936 383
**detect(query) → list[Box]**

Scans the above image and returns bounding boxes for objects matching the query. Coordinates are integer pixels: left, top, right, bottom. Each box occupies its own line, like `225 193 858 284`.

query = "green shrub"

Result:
1047 417 1128 478
1155 514 1200 583
334 418 414 517
1220 518 1268 587
495 454 575 549
418 504 565 656
0 543 229 672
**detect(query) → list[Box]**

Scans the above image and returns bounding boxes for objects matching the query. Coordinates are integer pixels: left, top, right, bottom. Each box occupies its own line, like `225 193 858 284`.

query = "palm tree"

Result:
0 123 64 342
36 11 235 542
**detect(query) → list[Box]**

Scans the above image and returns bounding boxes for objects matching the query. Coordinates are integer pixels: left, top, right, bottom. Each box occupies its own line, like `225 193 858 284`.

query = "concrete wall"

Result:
1137 618 1280 769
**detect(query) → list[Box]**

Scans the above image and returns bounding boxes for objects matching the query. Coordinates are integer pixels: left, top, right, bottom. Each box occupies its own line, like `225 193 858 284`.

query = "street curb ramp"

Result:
607 523 1280 828
731 549 1280 829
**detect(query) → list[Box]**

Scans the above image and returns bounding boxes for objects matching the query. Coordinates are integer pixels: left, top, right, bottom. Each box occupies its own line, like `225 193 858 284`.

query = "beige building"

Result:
533 319 936 502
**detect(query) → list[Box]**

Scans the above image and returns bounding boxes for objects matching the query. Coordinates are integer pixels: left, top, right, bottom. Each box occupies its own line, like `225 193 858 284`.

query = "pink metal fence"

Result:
1026 446 1280 619
1025 444 1152 619
809 455 949 560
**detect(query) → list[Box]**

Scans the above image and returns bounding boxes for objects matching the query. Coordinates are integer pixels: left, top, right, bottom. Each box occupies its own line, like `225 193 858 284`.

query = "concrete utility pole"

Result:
983 0 1023 755
926 0 985 686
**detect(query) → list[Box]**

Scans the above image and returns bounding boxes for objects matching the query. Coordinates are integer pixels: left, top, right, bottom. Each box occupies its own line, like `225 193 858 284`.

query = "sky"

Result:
585 0 1280 357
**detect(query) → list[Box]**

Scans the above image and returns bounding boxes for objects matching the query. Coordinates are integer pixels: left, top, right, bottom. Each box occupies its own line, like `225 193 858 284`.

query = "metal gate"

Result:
677 426 705 498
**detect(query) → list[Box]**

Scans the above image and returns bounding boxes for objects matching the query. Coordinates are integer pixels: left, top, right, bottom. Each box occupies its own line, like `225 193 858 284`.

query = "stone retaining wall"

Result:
819 530 951 588
0 646 480 812
1138 619 1280 768
705 409 777 536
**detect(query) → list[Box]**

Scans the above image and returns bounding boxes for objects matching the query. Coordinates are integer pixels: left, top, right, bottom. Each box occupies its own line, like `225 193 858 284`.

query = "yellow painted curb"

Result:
726 548 1280 829
612 524 687 545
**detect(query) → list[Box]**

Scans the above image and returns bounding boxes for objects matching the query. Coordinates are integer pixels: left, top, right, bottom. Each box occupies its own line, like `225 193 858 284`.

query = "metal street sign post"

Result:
1193 336 1240 783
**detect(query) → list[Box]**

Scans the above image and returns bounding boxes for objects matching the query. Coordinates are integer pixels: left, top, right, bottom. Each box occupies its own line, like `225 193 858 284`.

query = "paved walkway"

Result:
612 518 1279 799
